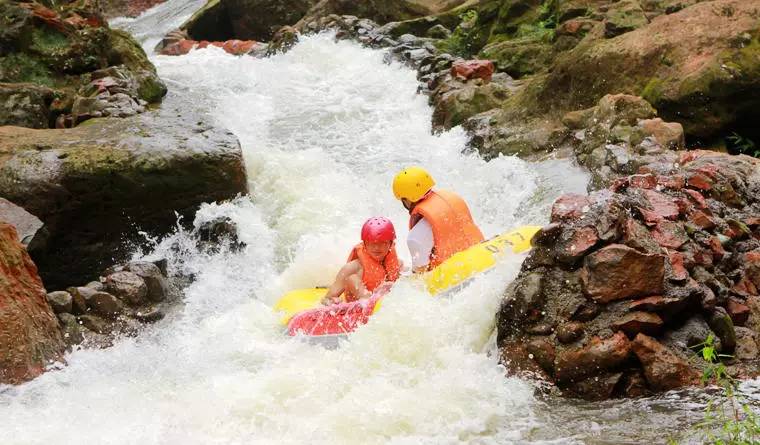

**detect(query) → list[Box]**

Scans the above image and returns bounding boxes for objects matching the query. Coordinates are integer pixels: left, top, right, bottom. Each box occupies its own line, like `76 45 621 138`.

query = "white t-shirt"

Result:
407 217 434 269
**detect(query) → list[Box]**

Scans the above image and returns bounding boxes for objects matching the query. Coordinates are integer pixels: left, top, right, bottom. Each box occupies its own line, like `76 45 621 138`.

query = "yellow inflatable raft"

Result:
273 225 541 325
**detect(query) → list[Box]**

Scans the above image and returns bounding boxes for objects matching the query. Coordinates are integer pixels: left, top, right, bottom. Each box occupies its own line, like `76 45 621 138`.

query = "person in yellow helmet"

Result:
392 167 484 273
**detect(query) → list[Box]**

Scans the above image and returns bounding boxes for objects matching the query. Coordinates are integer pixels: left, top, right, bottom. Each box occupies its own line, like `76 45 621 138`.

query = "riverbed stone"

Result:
57 313 85 348
632 333 698 391
125 261 167 302
46 291 73 314
84 292 125 319
554 332 632 383
105 272 148 306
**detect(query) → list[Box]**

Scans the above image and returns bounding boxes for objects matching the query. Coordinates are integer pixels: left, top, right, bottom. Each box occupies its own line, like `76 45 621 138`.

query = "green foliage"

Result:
514 0 558 43
693 334 760 444
436 9 481 57
727 132 759 158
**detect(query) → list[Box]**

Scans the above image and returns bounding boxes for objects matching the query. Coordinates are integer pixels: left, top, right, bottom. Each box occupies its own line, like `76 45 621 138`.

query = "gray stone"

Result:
66 286 94 315
105 271 148 306
78 314 111 334
0 198 46 252
85 292 125 319
57 313 84 348
708 307 736 353
125 261 168 302
46 291 73 314
734 327 758 361
0 83 53 128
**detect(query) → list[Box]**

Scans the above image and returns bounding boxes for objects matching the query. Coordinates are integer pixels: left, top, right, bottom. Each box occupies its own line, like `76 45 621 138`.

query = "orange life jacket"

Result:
409 189 484 269
344 242 401 302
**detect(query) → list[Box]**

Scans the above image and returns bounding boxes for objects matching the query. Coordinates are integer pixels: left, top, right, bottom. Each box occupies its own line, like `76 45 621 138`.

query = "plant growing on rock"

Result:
695 334 760 444
727 133 759 158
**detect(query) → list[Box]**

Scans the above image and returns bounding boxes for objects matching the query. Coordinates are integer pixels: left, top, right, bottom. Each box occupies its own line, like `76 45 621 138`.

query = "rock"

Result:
708 307 736 353
551 194 590 222
650 221 689 249
621 369 650 398
667 251 688 282
637 118 685 150
554 332 632 383
105 272 148 306
0 223 64 384
133 306 165 323
526 338 556 374
0 83 54 128
500 342 549 379
101 0 169 18
581 244 665 303
450 60 495 82
426 24 450 39
664 315 716 352
0 198 47 253
182 0 315 41
86 281 105 291
78 314 111 334
623 218 661 254
612 311 664 338
539 0 760 139
563 372 624 401
497 271 544 338
432 79 510 130
604 0 649 38
0 107 248 289
734 327 758 361
125 261 168 302
46 291 73 314
727 298 750 326
57 312 84 348
67 286 93 315
84 292 125 319
556 322 584 344
631 333 698 391
478 37 553 78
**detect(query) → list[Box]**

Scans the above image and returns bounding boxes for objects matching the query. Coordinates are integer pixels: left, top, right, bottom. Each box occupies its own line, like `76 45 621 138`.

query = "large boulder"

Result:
0 197 47 252
0 108 248 288
537 0 760 139
0 223 64 384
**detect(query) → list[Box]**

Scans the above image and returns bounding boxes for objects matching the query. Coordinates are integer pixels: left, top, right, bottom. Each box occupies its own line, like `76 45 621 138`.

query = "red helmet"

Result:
361 217 396 242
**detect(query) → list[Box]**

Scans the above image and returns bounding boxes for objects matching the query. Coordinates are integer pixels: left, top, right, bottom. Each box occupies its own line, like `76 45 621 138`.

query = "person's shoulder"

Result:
343 258 362 273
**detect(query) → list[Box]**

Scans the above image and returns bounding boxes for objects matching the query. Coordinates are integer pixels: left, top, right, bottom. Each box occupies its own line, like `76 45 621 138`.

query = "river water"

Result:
1 1 752 443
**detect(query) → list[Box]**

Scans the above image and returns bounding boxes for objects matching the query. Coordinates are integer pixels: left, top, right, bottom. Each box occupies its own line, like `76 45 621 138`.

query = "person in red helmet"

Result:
321 217 402 305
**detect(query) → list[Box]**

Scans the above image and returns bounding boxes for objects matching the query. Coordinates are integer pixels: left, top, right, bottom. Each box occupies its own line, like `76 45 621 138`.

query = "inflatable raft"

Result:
274 225 541 339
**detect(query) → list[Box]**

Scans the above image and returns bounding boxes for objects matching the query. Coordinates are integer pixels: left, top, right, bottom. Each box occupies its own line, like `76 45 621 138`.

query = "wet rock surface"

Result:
0 106 248 288
497 98 760 399
0 223 64 385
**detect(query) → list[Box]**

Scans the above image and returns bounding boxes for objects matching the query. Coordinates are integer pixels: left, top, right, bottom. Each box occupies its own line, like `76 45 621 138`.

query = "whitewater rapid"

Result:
0 16 600 444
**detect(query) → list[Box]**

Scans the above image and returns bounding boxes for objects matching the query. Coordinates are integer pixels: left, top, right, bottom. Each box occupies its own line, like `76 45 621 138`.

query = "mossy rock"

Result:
480 36 553 78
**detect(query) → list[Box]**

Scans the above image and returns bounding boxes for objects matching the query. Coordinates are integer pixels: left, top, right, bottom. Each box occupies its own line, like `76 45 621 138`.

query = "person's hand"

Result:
321 296 340 306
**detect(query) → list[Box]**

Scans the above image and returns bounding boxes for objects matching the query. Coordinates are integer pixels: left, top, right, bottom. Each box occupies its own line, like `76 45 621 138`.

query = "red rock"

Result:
705 236 726 259
688 209 716 230
581 244 665 303
629 174 657 189
222 40 257 54
499 342 549 379
733 277 758 298
687 172 713 191
745 217 760 228
673 198 693 215
612 311 664 337
450 60 495 82
657 175 685 190
650 221 688 249
566 226 598 257
683 189 708 209
629 295 688 313
745 250 760 289
696 164 719 179
724 219 751 239
551 193 590 222
161 39 197 55
693 248 714 267
727 298 750 326
642 189 679 220
667 250 688 281
639 208 663 225
631 334 699 391
554 332 632 383
556 322 585 344
610 177 630 192
0 223 65 384
623 218 662 253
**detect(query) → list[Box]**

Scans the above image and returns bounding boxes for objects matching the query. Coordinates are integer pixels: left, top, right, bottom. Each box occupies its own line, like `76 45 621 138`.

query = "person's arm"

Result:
408 218 434 274
321 260 366 305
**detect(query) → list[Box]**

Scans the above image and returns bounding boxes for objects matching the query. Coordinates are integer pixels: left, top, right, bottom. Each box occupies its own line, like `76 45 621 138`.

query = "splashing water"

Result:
2 3 721 443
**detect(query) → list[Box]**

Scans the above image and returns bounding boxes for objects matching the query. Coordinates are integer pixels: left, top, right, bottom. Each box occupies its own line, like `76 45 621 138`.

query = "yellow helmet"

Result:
392 166 435 202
